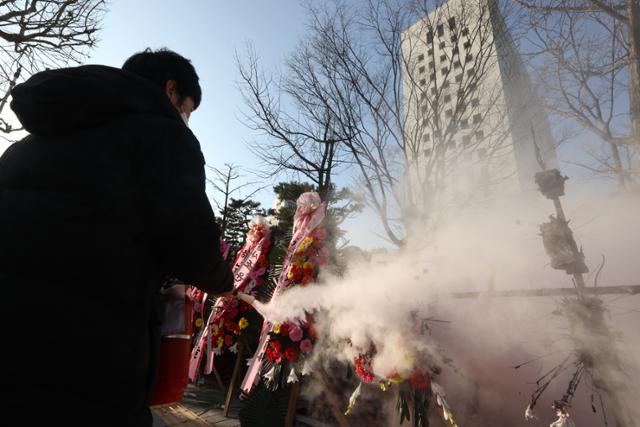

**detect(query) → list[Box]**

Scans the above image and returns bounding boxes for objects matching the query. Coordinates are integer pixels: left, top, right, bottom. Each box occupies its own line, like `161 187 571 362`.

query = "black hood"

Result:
10 64 181 136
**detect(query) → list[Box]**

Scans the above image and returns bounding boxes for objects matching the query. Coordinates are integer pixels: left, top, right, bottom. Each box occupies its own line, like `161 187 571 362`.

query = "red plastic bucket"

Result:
150 285 194 406
149 336 191 405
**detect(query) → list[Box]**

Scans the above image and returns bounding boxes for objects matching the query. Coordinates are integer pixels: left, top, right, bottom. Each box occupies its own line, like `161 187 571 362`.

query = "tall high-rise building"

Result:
401 0 557 198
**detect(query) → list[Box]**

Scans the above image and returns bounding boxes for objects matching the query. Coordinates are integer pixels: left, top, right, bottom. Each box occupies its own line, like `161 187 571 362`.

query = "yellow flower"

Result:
195 318 204 328
296 236 314 254
216 337 224 348
387 373 404 383
272 324 281 334
238 317 249 330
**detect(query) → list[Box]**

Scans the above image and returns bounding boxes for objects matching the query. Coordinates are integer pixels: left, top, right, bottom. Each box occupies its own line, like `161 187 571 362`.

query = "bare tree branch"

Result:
0 0 106 135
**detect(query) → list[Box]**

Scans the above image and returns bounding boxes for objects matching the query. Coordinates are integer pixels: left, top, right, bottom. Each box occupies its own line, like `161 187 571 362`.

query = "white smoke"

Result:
262 179 640 425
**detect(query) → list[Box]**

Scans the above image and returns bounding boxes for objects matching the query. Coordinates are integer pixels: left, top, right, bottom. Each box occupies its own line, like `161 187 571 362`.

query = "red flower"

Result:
266 347 279 363
285 346 299 362
266 340 282 363
279 322 290 337
410 369 430 390
224 335 234 347
223 306 239 320
354 355 375 383
224 321 240 335
269 340 281 354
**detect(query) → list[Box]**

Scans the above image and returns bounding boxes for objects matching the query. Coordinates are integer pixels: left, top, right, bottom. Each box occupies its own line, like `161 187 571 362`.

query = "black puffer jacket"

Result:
0 65 232 426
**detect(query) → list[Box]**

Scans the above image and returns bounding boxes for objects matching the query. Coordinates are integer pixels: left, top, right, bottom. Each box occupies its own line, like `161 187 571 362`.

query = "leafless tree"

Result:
237 44 352 203
286 0 528 246
207 163 265 236
515 0 640 187
0 0 106 135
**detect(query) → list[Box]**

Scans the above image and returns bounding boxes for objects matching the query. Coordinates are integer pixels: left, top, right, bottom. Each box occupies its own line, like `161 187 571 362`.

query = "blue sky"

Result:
88 0 308 197
83 0 389 248
0 1 624 250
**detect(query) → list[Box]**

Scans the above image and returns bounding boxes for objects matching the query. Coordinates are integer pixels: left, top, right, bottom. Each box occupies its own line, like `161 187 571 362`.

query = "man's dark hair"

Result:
123 48 202 108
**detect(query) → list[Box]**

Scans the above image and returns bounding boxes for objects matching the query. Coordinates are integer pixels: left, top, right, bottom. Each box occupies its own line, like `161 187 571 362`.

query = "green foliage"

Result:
218 197 266 257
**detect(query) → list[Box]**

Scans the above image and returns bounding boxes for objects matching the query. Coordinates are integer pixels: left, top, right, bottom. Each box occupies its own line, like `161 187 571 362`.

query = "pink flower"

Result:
288 324 303 342
300 339 313 354
312 227 327 240
296 192 322 214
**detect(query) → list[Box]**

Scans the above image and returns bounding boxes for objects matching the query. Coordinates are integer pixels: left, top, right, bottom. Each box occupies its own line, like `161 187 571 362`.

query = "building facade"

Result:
401 0 557 202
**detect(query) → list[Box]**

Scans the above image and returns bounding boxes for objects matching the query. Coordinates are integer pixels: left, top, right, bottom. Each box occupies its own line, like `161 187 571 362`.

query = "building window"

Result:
451 34 458 43
420 91 427 99
453 60 461 69
473 114 482 124
424 148 432 157
461 119 469 129
429 61 435 69
452 46 459 55
431 86 437 96
417 54 425 62
441 67 448 75
465 53 474 62
463 134 471 146
445 109 453 118
455 74 463 83
439 42 446 50
420 78 426 86
421 105 427 114
428 48 433 56
464 41 471 50
440 54 447 63
437 24 444 37
448 17 456 31
476 130 485 141
430 73 436 82
419 66 426 74
467 68 474 77
427 31 434 44
423 133 430 142
443 80 450 89
444 94 452 103
471 98 480 107
462 27 469 37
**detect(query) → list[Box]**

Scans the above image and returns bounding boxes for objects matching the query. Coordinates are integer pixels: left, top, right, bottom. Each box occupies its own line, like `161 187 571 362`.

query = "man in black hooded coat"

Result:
0 49 233 426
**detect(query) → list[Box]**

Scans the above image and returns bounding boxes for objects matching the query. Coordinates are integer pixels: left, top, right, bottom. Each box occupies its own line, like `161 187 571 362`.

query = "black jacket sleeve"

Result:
140 119 233 295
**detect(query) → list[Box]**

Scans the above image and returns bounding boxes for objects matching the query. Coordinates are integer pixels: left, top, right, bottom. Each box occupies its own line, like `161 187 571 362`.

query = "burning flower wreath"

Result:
188 218 272 382
263 316 318 384
240 192 329 393
346 344 457 427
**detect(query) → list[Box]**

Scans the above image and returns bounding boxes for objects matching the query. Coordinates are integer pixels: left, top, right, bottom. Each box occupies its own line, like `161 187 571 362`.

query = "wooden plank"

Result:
152 403 212 426
285 382 300 427
223 344 245 417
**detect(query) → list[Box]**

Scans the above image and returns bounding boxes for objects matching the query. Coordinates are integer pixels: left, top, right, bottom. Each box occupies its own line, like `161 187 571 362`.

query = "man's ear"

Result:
164 79 178 100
